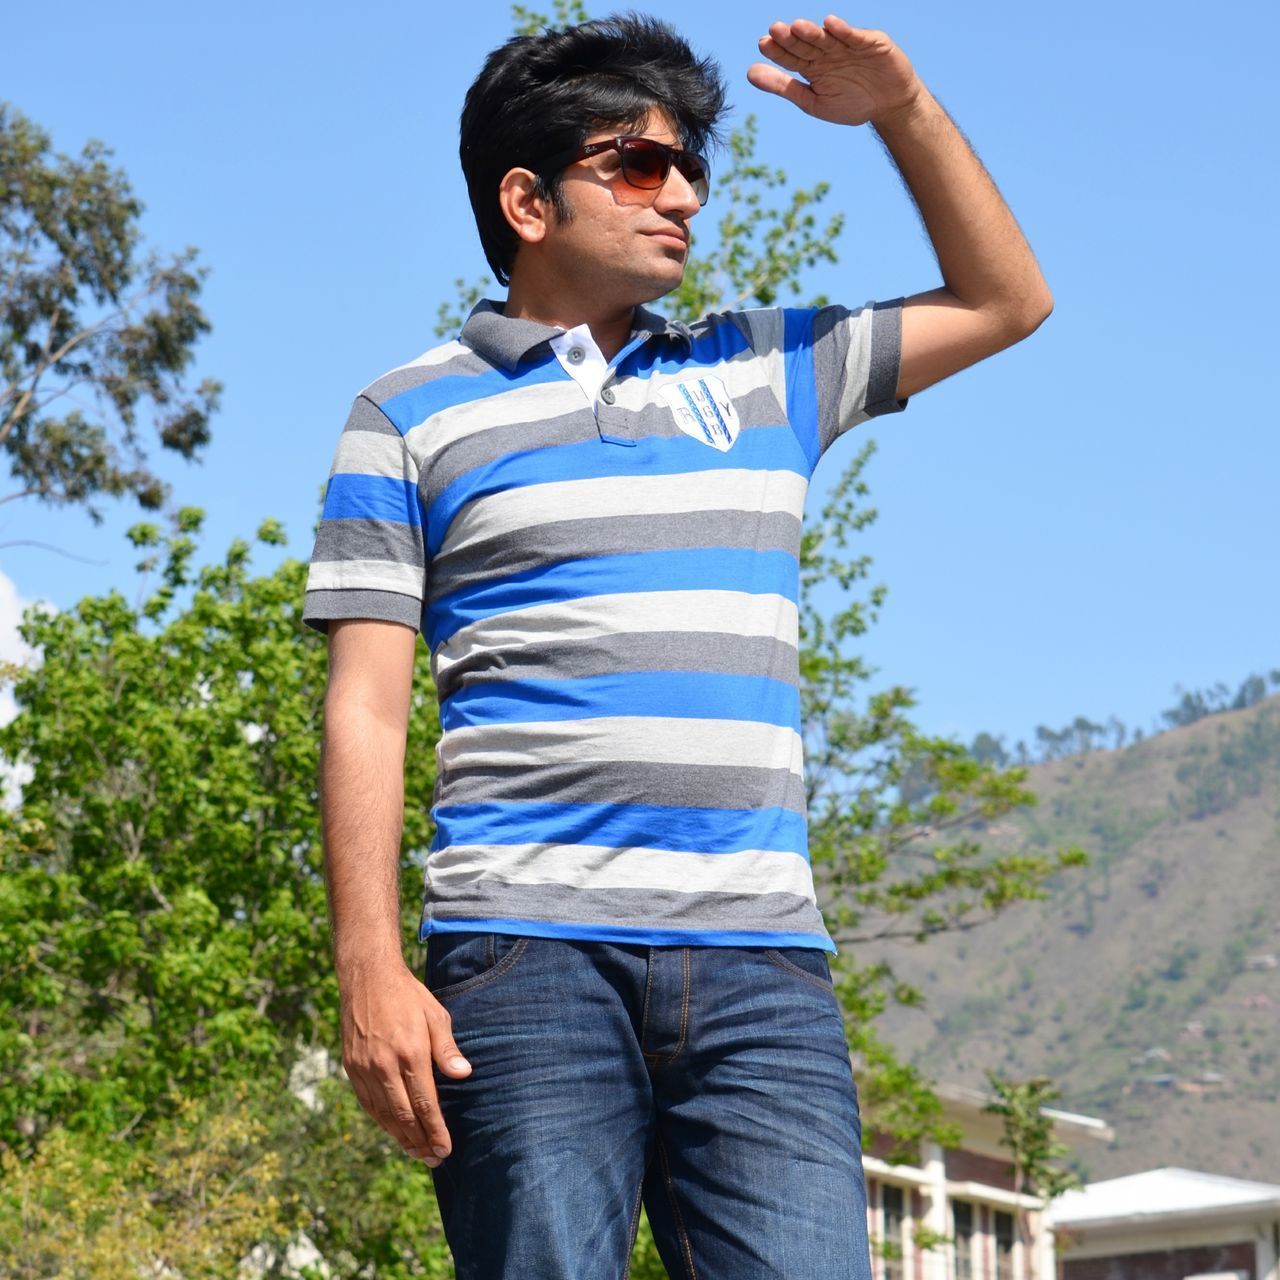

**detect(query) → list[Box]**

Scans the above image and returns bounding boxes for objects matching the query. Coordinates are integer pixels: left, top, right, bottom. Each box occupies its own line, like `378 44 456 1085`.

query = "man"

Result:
304 12 1050 1279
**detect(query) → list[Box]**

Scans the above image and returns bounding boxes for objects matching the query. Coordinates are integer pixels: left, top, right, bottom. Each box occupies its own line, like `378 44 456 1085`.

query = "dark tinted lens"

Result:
619 139 671 188
673 152 710 205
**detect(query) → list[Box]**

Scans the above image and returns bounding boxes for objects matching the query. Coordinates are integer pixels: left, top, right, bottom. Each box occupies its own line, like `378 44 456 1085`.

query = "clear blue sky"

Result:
4 0 1277 750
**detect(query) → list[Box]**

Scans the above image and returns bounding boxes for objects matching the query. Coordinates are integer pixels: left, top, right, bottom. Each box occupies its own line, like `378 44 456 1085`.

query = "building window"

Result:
882 1184 906 1280
993 1209 1016 1280
952 1201 975 1280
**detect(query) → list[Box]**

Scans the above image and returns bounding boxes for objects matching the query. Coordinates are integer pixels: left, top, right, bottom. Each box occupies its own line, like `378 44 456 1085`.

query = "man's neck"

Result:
503 278 636 363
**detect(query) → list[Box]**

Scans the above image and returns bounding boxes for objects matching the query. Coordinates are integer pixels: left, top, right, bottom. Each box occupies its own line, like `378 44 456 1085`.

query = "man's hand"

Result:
747 15 922 128
340 961 472 1167
321 617 469 1167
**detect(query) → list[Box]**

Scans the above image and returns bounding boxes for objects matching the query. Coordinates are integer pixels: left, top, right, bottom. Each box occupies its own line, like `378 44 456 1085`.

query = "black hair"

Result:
460 12 728 284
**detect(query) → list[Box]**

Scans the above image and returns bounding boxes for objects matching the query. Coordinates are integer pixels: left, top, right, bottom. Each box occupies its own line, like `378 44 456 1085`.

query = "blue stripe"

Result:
433 800 807 856
377 353 566 435
322 473 422 526
624 320 751 375
783 308 820 475
439 670 800 730
420 915 836 953
426 547 799 650
426 426 807 557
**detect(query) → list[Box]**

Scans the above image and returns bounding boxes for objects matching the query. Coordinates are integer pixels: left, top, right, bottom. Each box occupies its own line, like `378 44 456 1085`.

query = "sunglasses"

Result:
540 135 711 205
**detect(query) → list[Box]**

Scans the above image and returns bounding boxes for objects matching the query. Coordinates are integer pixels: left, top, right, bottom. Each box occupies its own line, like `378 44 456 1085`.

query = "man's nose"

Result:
655 164 702 217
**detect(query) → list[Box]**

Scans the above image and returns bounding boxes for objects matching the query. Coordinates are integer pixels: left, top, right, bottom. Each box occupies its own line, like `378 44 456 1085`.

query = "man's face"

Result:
540 109 704 307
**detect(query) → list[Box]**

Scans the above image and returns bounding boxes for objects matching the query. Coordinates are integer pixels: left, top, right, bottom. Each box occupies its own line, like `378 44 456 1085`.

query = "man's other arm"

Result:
322 617 471 1169
873 88 1053 400
748 17 1053 401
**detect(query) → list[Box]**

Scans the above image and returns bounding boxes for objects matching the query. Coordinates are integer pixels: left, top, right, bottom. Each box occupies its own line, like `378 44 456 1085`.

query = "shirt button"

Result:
600 387 616 405
567 347 585 364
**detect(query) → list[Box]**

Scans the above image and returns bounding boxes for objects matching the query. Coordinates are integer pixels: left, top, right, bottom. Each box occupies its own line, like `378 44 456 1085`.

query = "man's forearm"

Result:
872 87 1052 331
320 701 409 979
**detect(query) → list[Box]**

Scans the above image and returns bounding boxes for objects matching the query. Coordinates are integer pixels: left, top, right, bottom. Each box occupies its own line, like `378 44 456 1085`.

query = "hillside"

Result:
863 695 1280 1182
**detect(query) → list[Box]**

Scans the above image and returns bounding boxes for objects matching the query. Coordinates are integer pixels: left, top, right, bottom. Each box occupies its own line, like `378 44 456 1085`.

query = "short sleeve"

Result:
732 300 907 473
302 394 427 635
811 298 907 456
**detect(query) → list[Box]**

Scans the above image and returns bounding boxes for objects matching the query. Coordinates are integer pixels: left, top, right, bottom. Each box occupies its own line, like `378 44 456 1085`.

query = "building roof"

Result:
931 1082 1115 1143
1054 1166 1280 1230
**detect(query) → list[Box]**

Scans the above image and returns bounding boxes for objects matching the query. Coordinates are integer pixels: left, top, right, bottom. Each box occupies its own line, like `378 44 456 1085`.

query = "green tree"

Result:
0 104 219 522
0 5 1085 1275
984 1073 1083 1276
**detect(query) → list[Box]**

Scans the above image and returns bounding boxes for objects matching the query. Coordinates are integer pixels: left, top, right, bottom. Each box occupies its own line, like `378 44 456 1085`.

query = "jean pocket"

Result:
426 931 529 1001
763 946 834 993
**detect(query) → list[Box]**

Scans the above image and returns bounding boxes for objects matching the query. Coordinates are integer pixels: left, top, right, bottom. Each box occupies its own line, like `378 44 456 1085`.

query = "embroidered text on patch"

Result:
660 375 741 452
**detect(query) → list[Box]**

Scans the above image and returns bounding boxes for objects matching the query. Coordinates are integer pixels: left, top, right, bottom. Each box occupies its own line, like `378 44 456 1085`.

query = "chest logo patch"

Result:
660 375 740 452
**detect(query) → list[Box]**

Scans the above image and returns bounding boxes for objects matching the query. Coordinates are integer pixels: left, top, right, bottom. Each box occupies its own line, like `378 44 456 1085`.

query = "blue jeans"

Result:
425 933 873 1280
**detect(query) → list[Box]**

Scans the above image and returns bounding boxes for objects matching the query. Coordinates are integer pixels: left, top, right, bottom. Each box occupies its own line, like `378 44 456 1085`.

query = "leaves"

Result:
0 104 221 520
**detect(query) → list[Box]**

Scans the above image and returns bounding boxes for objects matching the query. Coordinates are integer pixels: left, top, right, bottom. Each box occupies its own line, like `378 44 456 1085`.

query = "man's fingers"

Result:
758 35 811 75
430 1024 473 1078
822 16 890 54
747 63 819 114
373 1072 443 1165
764 21 818 61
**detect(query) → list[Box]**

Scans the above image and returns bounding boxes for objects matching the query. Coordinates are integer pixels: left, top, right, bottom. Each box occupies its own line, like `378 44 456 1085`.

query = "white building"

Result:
861 1081 1113 1280
1053 1167 1280 1280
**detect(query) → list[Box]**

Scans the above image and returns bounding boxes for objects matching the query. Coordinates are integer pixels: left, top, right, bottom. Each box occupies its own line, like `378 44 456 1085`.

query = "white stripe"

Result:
836 306 876 424
404 380 579 457
330 431 409 480
306 558 424 597
438 715 804 777
429 841 816 902
373 339 470 379
434 589 798 683
438 468 807 558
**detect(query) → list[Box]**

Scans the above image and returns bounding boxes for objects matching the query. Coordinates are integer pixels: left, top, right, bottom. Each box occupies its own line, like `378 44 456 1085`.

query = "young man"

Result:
304 13 1050 1279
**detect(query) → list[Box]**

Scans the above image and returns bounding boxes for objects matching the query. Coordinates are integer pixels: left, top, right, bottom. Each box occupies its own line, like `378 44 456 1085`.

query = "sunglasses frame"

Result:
538 135 711 206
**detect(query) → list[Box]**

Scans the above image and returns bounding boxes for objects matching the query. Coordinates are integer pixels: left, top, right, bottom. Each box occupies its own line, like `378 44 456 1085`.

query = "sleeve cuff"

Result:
302 588 424 636
865 298 908 417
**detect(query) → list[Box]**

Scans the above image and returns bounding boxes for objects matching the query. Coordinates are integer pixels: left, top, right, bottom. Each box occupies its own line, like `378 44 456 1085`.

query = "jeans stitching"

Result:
670 947 691 1062
657 1134 698 1280
763 947 834 993
622 1164 649 1280
431 937 530 1001
646 947 691 1069
639 946 656 1054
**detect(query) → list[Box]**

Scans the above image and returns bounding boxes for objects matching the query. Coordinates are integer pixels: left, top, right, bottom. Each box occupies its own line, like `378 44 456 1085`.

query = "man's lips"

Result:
644 228 689 250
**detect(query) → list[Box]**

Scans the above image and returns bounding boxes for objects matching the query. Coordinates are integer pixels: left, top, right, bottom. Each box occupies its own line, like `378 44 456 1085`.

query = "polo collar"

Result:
460 298 690 370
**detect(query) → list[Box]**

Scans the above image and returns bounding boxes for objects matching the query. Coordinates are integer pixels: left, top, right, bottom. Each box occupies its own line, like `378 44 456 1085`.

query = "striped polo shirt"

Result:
303 297 906 952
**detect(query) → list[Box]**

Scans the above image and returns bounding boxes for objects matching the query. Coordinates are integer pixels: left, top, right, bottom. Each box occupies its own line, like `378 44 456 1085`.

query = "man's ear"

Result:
498 168 552 247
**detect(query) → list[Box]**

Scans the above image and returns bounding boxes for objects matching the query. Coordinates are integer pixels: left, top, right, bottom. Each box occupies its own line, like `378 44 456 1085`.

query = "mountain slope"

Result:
864 696 1280 1181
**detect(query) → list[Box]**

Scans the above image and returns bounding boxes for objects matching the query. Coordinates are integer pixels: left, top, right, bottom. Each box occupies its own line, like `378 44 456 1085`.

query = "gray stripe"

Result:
812 304 853 456
301 588 423 635
429 507 802 604
420 411 600 508
866 299 906 417
417 384 789 511
423 880 827 937
363 348 495 407
343 394 401 437
311 518 425 570
435 629 799 703
436 757 807 815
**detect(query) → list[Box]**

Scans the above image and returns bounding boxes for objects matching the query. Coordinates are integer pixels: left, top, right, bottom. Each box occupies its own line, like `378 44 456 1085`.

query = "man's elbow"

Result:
986 284 1053 352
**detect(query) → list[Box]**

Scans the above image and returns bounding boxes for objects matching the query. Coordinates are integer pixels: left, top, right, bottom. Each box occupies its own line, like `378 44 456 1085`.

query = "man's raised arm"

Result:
748 14 1053 401
322 618 471 1169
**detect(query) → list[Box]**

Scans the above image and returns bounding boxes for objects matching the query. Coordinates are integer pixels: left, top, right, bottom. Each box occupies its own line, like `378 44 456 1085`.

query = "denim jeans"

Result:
425 932 873 1280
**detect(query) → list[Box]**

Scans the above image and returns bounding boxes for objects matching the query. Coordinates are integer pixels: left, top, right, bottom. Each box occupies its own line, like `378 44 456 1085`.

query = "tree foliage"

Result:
0 5 1086 1274
0 103 220 522
984 1072 1083 1274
